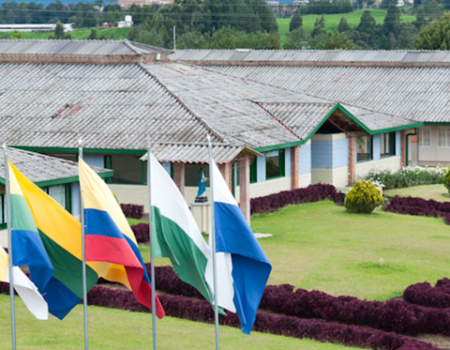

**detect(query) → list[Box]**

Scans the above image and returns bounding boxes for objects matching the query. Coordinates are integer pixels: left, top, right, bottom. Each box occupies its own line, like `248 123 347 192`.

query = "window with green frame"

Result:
103 155 145 184
250 159 257 183
0 194 5 230
266 149 285 179
380 132 396 158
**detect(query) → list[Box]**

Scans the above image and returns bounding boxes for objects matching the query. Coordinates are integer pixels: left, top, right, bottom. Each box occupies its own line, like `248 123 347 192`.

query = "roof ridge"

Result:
137 62 230 146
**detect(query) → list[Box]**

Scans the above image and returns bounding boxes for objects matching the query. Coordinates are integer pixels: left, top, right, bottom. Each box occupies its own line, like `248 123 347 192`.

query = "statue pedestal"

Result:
190 202 211 235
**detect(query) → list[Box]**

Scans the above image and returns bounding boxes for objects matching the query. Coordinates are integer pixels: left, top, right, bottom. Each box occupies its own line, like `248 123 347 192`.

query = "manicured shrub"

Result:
384 196 450 225
250 184 344 214
404 278 450 309
444 168 450 194
345 180 384 214
120 203 144 219
131 223 149 243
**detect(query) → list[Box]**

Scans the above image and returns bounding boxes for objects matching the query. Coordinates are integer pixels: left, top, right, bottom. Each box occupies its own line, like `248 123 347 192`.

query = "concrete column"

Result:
173 162 185 196
219 162 232 191
401 130 407 167
238 156 252 224
348 136 356 184
291 146 299 190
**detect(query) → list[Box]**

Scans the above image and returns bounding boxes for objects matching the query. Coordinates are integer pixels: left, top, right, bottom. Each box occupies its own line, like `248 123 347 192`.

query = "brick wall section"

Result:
401 130 407 167
291 146 299 190
219 162 232 191
238 156 252 224
173 162 185 196
348 136 356 184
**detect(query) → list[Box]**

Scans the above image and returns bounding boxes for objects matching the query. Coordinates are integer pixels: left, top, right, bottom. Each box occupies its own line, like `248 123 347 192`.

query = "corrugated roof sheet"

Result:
172 49 450 64
0 39 169 55
141 143 244 164
203 64 450 123
0 147 109 184
0 62 223 151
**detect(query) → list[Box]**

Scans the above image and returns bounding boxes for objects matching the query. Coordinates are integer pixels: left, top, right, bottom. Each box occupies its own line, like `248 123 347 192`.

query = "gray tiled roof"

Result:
0 62 223 151
201 64 450 123
0 39 169 55
0 147 110 184
141 143 246 164
172 49 450 64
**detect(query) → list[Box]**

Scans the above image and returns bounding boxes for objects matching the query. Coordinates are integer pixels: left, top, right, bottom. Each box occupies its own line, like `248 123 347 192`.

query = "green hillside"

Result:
277 9 416 45
0 27 131 41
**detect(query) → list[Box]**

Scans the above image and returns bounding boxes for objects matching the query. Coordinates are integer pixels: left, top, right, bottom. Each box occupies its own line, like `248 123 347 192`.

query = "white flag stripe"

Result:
150 153 210 258
1 247 48 320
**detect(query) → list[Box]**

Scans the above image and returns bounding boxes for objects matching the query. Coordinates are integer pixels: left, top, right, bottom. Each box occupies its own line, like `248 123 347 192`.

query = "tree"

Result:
445 0 450 11
88 29 98 40
83 10 97 28
414 0 421 8
383 4 401 36
415 6 426 29
99 34 107 40
414 12 450 49
357 10 376 33
311 15 325 37
396 22 418 48
289 9 302 32
337 16 350 32
54 22 64 39
327 32 355 49
427 1 440 21
76 7 83 28
283 28 308 49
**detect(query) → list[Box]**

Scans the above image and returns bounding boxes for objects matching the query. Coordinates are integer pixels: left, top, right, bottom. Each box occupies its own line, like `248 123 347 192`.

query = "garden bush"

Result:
364 166 447 190
250 184 344 214
444 168 450 193
345 180 384 214
384 196 450 225
403 278 450 308
131 223 149 243
120 203 144 219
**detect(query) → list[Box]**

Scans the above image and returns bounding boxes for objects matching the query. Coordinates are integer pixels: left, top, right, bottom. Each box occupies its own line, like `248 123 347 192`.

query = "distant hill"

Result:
0 0 102 4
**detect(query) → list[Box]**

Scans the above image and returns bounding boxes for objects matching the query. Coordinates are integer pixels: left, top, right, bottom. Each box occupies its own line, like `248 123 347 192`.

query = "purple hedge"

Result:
85 286 437 350
384 196 450 225
131 223 149 243
404 278 450 309
250 184 345 215
120 203 144 219
0 278 443 349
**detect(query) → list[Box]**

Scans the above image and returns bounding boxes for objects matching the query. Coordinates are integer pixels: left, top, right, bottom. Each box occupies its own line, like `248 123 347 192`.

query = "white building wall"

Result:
356 156 401 179
311 166 349 189
417 125 450 166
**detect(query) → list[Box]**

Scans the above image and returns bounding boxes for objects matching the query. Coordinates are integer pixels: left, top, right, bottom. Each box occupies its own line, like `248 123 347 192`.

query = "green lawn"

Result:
251 200 450 301
0 295 361 350
384 184 450 202
277 9 416 45
0 27 131 41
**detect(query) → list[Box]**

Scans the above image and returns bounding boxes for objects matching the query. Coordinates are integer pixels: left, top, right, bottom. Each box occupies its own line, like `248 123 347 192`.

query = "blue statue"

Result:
195 166 208 202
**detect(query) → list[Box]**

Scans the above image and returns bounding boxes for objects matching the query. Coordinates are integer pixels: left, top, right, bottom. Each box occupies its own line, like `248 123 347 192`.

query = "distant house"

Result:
266 1 280 11
0 23 73 32
293 0 310 8
118 0 173 7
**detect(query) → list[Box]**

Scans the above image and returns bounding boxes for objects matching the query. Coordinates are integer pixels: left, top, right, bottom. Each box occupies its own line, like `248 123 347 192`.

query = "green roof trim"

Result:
12 146 147 155
423 122 450 126
252 103 424 154
0 171 113 187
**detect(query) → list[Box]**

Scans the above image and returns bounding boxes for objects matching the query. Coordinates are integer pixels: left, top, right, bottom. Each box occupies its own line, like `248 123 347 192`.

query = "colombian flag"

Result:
79 158 165 319
10 162 112 319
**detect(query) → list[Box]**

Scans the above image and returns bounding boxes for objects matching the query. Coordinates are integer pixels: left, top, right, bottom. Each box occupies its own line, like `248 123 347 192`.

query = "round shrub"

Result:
444 168 450 194
344 180 384 214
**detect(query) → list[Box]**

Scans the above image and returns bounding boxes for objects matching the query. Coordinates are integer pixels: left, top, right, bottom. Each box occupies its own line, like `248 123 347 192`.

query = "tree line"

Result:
286 2 450 50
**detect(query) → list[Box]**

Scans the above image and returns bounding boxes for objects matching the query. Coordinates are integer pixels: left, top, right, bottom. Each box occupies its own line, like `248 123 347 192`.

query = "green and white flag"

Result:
150 154 214 305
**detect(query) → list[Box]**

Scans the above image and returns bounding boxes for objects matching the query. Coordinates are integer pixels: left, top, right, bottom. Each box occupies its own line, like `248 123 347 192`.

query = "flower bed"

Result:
384 196 450 225
250 184 344 215
120 203 144 219
403 278 450 309
364 166 448 190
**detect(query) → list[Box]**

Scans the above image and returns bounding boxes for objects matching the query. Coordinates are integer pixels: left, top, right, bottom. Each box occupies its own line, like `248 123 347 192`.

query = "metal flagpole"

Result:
207 135 220 350
147 139 157 350
78 139 89 350
4 145 16 350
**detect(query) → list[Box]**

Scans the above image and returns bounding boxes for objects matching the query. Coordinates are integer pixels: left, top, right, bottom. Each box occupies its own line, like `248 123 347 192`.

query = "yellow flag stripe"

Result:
0 248 8 282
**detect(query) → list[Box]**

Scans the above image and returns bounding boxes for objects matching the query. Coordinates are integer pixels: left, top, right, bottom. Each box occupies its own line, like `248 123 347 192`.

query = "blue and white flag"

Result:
206 159 272 334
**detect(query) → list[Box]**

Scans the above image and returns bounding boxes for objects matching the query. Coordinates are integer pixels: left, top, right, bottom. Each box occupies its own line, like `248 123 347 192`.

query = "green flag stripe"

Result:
39 230 98 298
152 206 212 304
10 194 38 232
